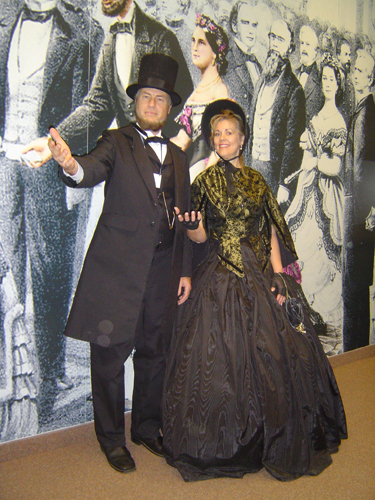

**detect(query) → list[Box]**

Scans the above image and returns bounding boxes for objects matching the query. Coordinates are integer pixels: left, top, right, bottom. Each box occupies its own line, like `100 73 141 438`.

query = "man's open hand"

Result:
47 127 78 175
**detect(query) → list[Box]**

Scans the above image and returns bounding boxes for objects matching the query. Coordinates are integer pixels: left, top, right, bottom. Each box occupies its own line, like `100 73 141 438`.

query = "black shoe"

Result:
100 445 136 473
131 435 164 457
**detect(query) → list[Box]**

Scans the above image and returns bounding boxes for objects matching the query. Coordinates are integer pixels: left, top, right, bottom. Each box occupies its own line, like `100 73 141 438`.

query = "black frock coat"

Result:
248 61 306 192
59 124 191 351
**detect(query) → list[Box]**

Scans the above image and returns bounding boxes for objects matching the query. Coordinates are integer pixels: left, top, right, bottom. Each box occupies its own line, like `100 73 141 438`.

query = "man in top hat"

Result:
46 53 192 472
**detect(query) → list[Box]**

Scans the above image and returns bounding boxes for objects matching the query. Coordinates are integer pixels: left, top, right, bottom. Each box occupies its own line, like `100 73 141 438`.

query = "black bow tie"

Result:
22 6 55 23
110 21 133 35
245 53 259 64
300 63 313 75
145 136 169 145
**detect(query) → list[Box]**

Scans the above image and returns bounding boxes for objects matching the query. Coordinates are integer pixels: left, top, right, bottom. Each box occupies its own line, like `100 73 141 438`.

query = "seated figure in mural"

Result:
171 13 229 182
162 99 347 482
285 55 347 337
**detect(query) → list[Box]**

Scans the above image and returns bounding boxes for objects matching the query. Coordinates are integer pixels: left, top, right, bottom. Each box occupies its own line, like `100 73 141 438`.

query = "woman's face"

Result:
191 26 215 70
322 65 338 100
213 118 244 161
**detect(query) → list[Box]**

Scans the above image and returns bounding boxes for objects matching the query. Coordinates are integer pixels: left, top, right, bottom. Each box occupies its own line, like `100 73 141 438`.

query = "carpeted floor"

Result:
0 345 374 500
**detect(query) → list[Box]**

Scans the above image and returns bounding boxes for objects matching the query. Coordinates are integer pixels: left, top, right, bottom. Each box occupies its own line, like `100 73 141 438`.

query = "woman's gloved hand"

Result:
271 272 287 305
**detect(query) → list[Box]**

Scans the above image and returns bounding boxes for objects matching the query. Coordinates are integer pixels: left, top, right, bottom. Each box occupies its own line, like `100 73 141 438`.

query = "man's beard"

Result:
263 50 288 82
136 113 168 132
102 0 129 17
342 61 351 75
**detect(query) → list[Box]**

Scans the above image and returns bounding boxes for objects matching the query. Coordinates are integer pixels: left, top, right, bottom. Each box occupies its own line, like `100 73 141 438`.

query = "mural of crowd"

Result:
0 0 374 443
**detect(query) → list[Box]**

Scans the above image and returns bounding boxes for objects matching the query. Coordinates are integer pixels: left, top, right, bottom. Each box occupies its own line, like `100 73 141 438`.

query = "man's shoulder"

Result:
356 94 375 128
283 67 305 102
227 42 243 63
310 61 321 79
134 3 171 37
282 62 301 87
57 1 104 40
100 124 135 144
0 1 20 24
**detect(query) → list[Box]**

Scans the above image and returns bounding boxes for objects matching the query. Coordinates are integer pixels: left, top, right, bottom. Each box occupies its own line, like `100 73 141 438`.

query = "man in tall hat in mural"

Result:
47 53 192 473
295 23 324 125
248 18 305 209
0 0 104 425
343 48 375 352
24 0 193 161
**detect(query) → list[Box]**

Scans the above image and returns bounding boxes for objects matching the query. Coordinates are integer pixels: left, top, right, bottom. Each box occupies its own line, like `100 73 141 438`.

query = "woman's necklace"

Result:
319 103 338 121
195 74 221 93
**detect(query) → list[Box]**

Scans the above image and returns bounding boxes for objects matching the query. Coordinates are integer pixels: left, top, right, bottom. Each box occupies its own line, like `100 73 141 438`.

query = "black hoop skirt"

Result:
162 239 347 482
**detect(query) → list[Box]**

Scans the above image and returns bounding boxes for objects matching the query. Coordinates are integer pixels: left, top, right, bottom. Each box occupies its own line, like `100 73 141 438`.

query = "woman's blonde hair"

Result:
210 109 246 172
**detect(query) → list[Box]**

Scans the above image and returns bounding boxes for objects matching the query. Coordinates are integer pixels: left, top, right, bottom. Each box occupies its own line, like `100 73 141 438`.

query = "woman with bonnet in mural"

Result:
171 13 229 182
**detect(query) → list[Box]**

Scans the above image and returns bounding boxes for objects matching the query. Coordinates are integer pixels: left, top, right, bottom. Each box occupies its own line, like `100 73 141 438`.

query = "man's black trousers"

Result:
90 246 173 447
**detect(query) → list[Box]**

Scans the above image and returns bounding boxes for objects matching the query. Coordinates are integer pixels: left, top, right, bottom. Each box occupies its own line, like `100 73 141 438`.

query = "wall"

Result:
0 0 374 444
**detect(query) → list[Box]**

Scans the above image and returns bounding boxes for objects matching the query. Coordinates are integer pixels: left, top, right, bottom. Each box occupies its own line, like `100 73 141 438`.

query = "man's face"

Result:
299 26 318 66
216 1 231 28
102 0 130 17
338 43 351 73
237 4 258 51
268 20 291 58
353 56 373 94
135 88 172 132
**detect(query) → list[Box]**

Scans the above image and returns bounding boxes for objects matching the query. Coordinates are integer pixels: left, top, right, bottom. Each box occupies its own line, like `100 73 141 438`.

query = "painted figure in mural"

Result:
295 24 324 125
46 54 191 473
172 13 229 182
248 19 305 209
285 55 347 340
224 1 263 164
0 0 104 425
343 49 375 352
214 0 231 35
161 0 198 86
336 37 355 127
23 0 193 162
162 99 347 481
0 242 38 441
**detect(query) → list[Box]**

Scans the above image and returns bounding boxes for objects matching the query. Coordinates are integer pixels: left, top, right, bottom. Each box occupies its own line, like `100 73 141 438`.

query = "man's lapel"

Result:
303 62 319 101
43 13 70 99
128 127 158 202
169 146 186 210
271 63 292 125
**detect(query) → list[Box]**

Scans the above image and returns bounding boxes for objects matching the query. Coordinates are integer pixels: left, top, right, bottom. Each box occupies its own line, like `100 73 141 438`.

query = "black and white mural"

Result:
0 0 374 444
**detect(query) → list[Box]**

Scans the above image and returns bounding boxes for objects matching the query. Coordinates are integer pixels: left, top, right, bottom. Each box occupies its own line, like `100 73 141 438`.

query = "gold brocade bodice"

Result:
191 163 297 277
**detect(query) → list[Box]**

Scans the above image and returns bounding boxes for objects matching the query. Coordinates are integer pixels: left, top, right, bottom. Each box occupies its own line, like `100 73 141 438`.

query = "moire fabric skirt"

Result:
162 239 347 481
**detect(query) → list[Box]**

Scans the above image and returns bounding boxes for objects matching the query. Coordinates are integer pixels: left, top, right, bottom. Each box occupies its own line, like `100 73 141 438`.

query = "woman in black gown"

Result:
162 100 347 482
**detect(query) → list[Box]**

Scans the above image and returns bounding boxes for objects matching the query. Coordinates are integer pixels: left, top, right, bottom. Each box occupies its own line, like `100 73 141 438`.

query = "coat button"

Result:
150 221 155 226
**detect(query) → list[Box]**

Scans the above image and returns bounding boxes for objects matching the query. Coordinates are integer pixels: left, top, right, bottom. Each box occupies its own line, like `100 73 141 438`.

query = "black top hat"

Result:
201 99 250 148
126 53 181 106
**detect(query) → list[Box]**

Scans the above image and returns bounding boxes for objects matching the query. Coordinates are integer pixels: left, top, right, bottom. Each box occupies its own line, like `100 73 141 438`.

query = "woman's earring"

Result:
212 57 216 66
